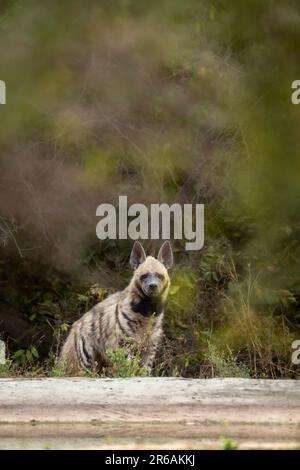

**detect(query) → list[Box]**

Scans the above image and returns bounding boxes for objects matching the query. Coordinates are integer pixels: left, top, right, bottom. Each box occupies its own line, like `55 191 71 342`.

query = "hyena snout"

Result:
143 273 164 296
149 282 158 291
148 280 159 294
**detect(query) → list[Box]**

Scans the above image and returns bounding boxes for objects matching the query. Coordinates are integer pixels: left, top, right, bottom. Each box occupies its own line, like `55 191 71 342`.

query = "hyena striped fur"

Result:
59 241 173 374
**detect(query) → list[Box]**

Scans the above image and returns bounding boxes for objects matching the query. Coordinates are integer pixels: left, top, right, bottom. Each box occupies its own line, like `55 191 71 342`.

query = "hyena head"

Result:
130 241 173 298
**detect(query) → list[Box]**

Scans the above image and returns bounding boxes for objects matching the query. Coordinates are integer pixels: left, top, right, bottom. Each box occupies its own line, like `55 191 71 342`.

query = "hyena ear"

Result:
157 241 173 269
130 241 147 269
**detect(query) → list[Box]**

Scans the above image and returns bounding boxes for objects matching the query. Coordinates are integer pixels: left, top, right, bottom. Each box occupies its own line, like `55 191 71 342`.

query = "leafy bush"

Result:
1 0 300 379
105 346 149 378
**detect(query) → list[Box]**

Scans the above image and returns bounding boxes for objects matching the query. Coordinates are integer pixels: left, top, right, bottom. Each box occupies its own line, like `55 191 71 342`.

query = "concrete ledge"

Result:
0 377 299 449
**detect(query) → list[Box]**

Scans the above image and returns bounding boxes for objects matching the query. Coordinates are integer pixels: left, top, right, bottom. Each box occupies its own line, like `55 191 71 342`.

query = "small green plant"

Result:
205 343 250 378
79 367 100 378
12 347 39 366
49 362 66 377
42 443 52 450
0 360 14 377
222 439 238 450
105 345 149 378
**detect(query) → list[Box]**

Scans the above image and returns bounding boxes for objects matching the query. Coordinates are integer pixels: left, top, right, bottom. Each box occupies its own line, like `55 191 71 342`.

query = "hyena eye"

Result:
156 273 164 281
140 273 148 281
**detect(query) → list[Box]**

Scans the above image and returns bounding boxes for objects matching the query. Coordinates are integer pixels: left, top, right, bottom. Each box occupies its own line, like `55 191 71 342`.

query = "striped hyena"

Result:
59 241 173 374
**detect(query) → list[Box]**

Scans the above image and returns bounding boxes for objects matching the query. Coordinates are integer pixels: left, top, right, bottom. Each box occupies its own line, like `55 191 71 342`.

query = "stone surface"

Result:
0 377 299 449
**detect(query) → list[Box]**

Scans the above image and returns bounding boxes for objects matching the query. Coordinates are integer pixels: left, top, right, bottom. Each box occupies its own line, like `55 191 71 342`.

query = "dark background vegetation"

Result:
0 0 300 378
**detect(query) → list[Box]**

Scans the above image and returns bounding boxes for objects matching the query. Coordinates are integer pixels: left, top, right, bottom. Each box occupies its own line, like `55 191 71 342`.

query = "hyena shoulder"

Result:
80 290 122 323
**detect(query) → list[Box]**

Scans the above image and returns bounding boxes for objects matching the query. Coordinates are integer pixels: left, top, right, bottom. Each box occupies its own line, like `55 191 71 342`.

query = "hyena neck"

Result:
127 282 167 317
131 295 164 317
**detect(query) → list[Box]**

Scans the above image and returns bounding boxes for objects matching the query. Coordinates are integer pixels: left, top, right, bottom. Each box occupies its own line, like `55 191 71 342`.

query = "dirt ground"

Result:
0 377 299 450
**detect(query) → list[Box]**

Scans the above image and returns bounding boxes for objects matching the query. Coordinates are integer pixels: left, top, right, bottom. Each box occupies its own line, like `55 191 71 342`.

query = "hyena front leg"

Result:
141 328 163 371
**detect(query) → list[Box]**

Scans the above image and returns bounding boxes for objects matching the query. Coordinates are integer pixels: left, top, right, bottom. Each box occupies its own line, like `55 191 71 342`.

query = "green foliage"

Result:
105 346 149 378
205 343 250 378
0 0 300 378
49 362 67 378
105 347 149 378
0 359 44 378
0 361 14 378
222 439 238 451
12 347 39 366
